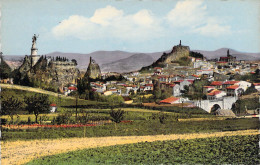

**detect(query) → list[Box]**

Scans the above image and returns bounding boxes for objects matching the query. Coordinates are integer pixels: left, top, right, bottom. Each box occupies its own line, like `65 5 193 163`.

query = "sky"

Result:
1 0 260 55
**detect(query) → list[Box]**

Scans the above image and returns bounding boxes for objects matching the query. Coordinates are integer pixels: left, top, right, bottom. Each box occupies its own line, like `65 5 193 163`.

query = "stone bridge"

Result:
195 96 237 113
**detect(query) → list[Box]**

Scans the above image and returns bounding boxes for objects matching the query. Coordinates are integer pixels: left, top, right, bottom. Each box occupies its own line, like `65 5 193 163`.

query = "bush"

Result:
110 109 125 123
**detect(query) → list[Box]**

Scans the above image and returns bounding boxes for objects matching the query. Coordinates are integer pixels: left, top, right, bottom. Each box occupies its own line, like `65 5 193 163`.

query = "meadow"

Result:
26 135 259 165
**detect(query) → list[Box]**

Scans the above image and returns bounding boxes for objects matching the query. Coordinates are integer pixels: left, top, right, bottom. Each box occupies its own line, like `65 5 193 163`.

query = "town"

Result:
1 0 260 164
2 35 259 115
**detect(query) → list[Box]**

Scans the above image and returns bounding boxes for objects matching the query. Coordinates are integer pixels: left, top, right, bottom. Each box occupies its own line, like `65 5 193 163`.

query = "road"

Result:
1 129 258 165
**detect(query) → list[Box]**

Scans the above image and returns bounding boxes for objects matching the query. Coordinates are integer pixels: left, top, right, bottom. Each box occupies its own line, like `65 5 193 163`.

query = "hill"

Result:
3 48 260 73
101 53 154 73
193 48 260 61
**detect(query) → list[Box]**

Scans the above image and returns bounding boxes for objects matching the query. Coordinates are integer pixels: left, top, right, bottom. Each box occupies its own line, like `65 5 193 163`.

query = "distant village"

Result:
1 35 260 113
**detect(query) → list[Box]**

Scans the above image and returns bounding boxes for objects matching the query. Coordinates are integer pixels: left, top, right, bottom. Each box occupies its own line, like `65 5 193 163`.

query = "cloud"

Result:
52 6 163 41
166 0 231 37
90 5 123 26
167 0 207 28
193 23 231 37
52 2 232 40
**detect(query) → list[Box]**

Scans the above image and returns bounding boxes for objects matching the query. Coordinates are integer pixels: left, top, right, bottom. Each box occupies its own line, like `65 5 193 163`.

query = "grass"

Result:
2 118 259 141
26 135 259 165
1 88 106 111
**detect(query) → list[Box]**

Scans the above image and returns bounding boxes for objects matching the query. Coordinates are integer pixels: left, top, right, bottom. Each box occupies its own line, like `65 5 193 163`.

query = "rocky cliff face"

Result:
17 55 79 88
85 57 101 79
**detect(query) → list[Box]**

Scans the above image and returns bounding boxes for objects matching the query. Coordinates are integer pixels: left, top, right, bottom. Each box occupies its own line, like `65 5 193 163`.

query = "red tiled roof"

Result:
68 86 77 90
192 74 200 78
187 80 194 83
170 84 176 87
253 83 260 86
210 81 223 86
160 97 179 104
204 86 215 88
223 81 239 85
154 67 162 70
207 89 221 96
226 85 239 90
146 84 153 87
50 103 57 107
175 80 184 83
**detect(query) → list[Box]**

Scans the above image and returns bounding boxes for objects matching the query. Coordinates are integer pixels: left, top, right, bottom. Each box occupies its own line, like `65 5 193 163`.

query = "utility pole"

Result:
75 95 78 119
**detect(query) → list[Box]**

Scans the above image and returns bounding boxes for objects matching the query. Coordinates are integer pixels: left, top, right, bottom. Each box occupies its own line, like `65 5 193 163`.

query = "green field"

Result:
26 135 259 165
2 118 259 141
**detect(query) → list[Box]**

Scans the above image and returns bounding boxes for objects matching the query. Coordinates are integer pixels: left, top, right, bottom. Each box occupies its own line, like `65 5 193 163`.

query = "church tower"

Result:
31 34 40 67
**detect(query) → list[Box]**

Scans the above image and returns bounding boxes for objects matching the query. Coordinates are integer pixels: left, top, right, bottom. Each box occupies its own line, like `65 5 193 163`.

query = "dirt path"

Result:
1 129 258 165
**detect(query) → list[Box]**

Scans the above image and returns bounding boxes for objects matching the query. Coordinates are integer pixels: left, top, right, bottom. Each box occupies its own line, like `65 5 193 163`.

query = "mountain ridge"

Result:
3 48 260 72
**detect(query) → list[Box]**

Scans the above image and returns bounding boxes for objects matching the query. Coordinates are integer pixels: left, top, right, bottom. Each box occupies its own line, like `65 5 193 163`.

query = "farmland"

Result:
2 118 259 141
26 135 259 165
1 87 259 165
2 130 258 165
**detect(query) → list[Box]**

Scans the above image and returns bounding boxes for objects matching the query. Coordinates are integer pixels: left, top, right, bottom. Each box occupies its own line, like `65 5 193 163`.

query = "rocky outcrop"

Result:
85 57 101 79
140 41 191 71
17 55 79 88
155 40 190 65
0 54 12 79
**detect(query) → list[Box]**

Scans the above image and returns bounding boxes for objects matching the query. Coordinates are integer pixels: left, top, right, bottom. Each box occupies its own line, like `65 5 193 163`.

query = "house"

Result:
171 84 181 96
50 103 57 113
173 80 193 90
103 91 113 96
196 69 213 76
236 81 251 91
210 81 224 89
213 72 229 81
169 75 184 82
154 67 163 72
64 86 77 96
203 86 215 94
158 76 168 82
226 85 240 96
109 88 121 95
207 89 226 100
222 81 240 89
185 74 200 80
253 83 260 91
160 96 180 104
144 84 153 91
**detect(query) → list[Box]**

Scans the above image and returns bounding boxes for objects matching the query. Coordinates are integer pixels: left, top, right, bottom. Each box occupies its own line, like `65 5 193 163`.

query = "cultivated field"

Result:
2 129 258 165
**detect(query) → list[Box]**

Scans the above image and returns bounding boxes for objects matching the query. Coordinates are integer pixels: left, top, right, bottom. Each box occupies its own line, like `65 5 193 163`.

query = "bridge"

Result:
195 96 238 113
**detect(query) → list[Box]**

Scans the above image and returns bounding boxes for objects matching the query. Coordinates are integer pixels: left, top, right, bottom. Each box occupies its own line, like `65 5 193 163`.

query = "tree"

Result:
24 94 50 123
72 59 77 65
110 109 125 123
1 96 22 124
244 84 257 95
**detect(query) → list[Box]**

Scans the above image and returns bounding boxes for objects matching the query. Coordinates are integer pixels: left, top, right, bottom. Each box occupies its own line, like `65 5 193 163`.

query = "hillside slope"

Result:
101 53 154 73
